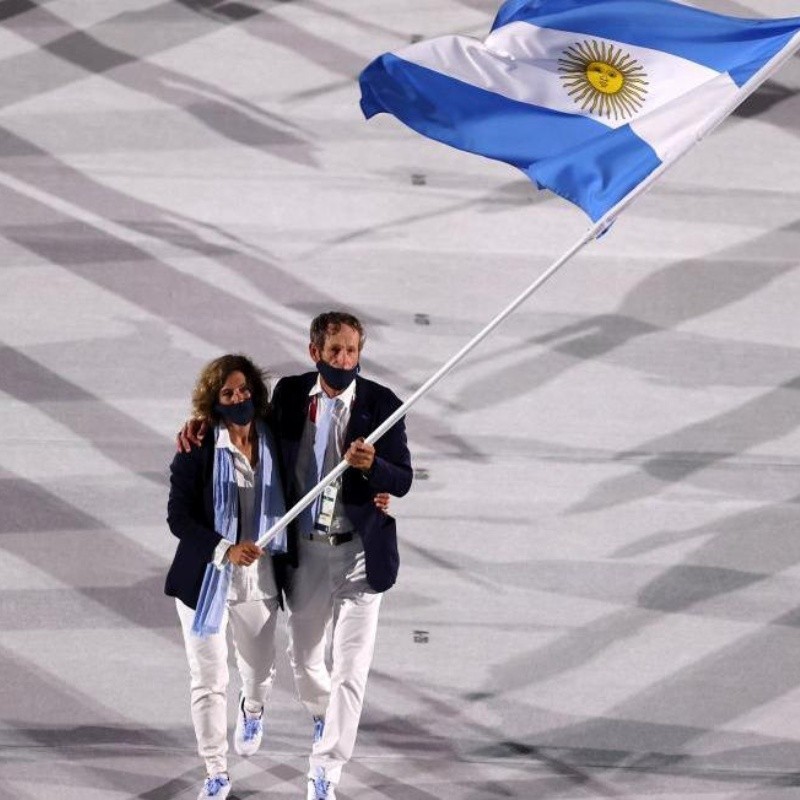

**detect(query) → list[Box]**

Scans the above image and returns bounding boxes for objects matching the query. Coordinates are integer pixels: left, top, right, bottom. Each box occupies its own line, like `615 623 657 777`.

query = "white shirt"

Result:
212 427 278 602
294 376 356 535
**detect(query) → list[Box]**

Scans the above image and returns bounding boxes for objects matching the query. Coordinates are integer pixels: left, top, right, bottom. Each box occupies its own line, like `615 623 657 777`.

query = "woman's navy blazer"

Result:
164 429 286 609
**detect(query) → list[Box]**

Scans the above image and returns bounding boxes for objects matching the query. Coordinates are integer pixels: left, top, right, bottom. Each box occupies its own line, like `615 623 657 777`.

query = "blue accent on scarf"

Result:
192 420 286 637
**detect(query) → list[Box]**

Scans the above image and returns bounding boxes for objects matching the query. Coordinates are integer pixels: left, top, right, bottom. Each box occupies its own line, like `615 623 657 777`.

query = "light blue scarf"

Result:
192 419 286 637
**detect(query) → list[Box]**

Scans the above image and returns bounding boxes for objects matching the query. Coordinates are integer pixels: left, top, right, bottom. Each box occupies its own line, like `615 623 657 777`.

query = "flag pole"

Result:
256 217 604 549
256 30 800 550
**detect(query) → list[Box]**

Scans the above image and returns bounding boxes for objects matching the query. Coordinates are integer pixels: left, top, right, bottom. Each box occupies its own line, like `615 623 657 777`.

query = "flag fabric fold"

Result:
359 0 800 222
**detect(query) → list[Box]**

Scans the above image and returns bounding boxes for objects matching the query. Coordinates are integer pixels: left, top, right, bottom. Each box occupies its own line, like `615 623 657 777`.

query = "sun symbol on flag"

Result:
558 40 649 120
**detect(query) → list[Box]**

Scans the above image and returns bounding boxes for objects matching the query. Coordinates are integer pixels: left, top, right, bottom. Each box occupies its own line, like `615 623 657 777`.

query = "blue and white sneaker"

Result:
234 691 263 756
198 773 230 800
312 715 325 745
306 767 336 800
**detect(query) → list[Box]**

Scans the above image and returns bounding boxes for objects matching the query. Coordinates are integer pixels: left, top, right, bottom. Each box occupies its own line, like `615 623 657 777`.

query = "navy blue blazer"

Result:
164 430 286 609
271 372 413 593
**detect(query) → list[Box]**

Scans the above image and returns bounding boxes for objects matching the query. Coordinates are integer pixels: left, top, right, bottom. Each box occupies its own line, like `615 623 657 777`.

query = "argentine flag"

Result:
359 0 800 222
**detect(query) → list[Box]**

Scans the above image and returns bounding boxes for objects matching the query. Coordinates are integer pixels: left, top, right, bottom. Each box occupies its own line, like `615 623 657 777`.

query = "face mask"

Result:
214 397 255 426
316 360 359 391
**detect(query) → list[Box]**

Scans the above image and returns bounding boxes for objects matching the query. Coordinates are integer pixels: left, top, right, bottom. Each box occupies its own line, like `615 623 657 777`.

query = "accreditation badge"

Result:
314 483 340 533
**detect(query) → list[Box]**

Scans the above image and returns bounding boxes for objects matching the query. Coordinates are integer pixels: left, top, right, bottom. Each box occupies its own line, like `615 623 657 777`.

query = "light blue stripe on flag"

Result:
360 55 661 221
493 0 800 86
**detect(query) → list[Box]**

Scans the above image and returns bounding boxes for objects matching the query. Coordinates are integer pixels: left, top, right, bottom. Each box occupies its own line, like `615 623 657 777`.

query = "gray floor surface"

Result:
1 0 799 798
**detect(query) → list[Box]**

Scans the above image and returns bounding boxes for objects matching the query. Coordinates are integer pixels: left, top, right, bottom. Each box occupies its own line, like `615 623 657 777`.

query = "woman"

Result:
165 354 286 800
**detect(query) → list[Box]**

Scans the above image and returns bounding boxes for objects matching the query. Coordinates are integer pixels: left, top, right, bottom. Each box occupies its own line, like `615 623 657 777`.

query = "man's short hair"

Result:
310 311 366 351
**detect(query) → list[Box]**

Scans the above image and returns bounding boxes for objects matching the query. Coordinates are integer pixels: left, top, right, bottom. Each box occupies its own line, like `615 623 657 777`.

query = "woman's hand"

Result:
226 542 263 566
373 493 391 513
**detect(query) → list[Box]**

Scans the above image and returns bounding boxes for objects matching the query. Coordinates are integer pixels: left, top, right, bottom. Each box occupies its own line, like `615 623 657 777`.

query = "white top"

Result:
212 427 278 602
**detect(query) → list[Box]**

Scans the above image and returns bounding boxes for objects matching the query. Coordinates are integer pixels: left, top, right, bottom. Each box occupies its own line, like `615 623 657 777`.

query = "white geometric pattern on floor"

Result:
1 1 799 798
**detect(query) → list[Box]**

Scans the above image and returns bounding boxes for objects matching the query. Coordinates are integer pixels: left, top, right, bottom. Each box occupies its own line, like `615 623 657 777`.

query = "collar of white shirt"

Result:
214 425 252 464
308 374 357 407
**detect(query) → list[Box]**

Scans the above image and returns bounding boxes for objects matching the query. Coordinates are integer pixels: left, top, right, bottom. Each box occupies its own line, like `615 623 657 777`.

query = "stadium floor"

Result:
1 1 799 798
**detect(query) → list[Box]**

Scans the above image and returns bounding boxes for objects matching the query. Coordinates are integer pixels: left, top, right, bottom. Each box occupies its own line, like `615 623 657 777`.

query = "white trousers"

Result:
286 536 382 786
176 596 279 776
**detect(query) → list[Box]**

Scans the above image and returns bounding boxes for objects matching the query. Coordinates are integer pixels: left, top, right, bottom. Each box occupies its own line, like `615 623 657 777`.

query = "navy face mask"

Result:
316 360 359 391
214 397 255 426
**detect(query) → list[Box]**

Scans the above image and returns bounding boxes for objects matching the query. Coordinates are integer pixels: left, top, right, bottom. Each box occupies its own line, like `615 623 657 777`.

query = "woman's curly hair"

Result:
191 354 270 422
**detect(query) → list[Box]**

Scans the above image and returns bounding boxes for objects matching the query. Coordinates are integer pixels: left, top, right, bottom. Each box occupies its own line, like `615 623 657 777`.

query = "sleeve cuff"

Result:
213 539 232 569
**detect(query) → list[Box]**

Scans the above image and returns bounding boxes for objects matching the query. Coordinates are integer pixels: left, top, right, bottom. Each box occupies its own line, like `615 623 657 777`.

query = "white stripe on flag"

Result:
396 21 728 131
631 71 739 161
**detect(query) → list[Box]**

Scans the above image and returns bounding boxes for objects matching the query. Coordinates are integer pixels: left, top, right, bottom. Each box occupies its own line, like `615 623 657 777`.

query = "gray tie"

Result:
307 397 345 529
323 397 345 475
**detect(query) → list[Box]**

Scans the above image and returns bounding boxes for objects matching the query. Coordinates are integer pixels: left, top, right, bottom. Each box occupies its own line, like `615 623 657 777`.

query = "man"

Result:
272 311 412 800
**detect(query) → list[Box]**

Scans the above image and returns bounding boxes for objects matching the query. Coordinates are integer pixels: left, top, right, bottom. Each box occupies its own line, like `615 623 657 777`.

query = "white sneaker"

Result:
234 691 264 756
198 773 230 800
306 768 336 800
